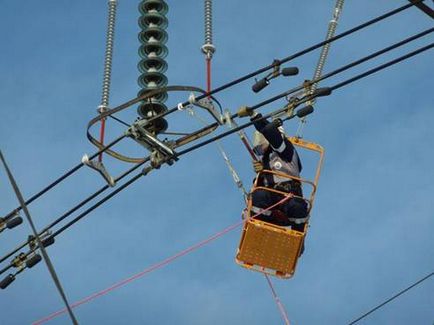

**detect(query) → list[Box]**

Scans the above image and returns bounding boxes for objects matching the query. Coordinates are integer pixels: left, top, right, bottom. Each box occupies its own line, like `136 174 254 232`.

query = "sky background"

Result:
0 1 433 324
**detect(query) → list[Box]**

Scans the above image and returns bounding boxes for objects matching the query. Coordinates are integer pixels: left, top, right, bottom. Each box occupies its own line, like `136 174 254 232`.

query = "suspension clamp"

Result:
127 119 178 168
188 93 223 124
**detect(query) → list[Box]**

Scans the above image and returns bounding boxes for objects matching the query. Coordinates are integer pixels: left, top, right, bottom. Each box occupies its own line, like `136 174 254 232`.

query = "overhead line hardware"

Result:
0 159 148 270
32 193 295 324
0 43 432 287
0 135 125 233
0 151 79 325
142 0 425 127
0 212 22 233
0 2 426 232
0 32 432 271
0 26 431 258
252 59 299 93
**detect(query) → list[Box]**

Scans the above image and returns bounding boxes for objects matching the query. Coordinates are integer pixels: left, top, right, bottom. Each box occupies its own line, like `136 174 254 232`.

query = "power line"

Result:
1 135 126 224
408 0 434 18
1 41 432 278
0 0 425 227
349 271 434 324
140 0 426 126
0 151 79 325
32 195 293 324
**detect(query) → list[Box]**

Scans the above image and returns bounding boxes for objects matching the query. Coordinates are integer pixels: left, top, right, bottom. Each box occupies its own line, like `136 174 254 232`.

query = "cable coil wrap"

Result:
137 0 169 134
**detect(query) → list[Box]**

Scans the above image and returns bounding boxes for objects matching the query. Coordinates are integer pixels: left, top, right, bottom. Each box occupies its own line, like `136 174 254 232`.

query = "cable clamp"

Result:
188 93 196 105
271 59 281 78
177 102 186 111
188 92 223 125
223 109 234 128
28 231 53 251
11 253 26 269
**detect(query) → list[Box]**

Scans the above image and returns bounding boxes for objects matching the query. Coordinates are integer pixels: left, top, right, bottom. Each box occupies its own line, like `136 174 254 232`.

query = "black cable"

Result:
143 0 425 126
178 43 434 155
0 158 147 267
0 151 79 325
311 27 434 87
48 41 434 242
51 173 144 238
1 134 126 223
109 115 130 127
408 0 434 19
157 27 434 158
0 39 434 274
348 271 434 324
0 1 423 225
331 42 434 91
247 27 434 112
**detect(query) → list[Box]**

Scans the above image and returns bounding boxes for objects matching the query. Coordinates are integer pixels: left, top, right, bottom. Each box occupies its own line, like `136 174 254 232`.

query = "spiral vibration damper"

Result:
137 0 169 134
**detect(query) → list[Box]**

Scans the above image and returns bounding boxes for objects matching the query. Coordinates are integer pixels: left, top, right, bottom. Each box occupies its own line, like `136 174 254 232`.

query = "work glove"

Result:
237 105 254 117
252 160 264 173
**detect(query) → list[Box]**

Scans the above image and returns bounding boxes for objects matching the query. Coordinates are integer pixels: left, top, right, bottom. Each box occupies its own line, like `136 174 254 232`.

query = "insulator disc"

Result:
139 12 168 29
137 103 168 134
138 57 167 74
138 71 168 88
148 118 168 134
139 0 168 15
139 43 168 59
138 27 168 44
138 88 168 103
138 100 167 116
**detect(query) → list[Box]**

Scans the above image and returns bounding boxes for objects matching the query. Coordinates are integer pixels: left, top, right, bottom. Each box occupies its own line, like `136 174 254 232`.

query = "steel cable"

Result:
0 1 424 226
348 271 434 324
1 32 432 273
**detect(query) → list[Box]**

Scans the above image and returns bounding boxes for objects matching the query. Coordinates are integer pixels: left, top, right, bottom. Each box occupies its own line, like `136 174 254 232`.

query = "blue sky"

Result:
0 1 433 324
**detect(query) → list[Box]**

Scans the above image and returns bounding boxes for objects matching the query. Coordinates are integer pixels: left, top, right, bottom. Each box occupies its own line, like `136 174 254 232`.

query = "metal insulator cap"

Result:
139 0 168 15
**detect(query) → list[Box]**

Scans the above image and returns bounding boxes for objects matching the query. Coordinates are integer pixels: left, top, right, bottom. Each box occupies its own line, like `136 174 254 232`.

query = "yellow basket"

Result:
235 137 324 279
236 218 305 278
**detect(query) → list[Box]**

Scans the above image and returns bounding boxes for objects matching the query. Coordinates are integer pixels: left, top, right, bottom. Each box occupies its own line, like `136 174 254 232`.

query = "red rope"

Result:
98 118 106 162
265 274 291 325
32 195 293 324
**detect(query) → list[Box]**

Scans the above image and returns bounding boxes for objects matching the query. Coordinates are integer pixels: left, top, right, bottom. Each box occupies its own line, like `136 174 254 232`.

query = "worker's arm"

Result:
251 113 295 161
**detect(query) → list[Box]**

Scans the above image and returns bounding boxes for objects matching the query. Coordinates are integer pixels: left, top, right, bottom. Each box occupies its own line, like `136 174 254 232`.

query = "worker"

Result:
238 106 309 232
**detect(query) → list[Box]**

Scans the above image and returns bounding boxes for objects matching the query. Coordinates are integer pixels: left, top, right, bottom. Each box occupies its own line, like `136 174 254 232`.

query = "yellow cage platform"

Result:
236 137 324 278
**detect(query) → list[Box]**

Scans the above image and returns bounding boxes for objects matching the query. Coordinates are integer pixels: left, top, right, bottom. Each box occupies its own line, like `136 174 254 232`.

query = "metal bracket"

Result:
82 154 116 187
11 253 26 270
188 93 223 125
28 231 53 251
127 119 178 168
